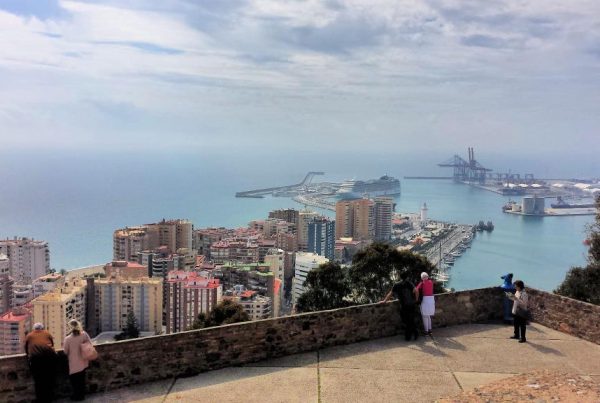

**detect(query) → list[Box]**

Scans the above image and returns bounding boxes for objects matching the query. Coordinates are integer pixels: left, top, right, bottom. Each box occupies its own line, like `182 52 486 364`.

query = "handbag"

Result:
80 341 98 361
515 306 531 320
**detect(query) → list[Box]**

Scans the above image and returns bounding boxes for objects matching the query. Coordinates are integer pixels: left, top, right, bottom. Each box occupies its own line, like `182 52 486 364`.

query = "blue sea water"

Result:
0 150 594 292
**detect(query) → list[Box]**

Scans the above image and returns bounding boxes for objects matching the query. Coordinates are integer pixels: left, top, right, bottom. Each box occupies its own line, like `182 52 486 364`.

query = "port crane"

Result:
438 147 492 184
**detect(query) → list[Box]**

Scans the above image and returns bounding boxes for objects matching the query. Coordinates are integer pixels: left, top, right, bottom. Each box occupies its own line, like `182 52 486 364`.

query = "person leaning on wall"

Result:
24 322 57 403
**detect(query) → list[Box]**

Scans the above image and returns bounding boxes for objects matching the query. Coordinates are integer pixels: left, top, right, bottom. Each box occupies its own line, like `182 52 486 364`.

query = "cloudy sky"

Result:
1 0 599 156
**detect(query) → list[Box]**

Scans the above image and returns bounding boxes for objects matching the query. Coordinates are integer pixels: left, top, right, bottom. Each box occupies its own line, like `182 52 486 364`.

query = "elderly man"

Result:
24 323 57 402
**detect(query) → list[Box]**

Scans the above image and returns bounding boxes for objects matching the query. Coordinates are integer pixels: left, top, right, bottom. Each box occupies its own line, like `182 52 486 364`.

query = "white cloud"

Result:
0 0 598 155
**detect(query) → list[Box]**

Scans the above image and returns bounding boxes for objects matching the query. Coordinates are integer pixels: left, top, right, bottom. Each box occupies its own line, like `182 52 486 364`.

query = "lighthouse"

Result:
420 202 428 224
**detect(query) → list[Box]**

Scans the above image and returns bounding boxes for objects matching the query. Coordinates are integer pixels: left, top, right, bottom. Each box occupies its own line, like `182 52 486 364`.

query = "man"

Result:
383 271 419 341
24 323 57 403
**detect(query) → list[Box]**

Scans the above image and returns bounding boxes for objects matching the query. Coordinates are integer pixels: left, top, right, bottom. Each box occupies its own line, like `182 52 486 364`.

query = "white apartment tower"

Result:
0 254 13 314
292 252 329 305
0 237 50 284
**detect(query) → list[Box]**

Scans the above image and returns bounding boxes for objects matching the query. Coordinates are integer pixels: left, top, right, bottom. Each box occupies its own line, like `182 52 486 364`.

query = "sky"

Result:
1 0 599 160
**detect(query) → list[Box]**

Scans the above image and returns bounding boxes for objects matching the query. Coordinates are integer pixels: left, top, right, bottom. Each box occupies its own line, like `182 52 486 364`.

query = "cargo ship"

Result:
551 196 596 209
336 175 401 199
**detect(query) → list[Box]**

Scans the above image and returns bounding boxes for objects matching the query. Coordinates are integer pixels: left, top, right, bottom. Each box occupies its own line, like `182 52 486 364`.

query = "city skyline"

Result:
0 1 599 157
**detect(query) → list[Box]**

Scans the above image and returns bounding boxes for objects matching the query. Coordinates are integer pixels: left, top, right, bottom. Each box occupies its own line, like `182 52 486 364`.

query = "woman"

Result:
63 320 91 401
509 280 529 343
24 323 57 402
415 272 435 336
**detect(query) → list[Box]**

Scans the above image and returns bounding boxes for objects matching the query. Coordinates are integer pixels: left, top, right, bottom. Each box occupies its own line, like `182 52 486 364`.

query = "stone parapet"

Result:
0 287 504 402
527 288 600 344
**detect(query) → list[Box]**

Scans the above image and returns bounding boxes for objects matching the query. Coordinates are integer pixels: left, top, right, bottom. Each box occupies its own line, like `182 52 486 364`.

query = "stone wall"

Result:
527 288 600 344
0 287 503 402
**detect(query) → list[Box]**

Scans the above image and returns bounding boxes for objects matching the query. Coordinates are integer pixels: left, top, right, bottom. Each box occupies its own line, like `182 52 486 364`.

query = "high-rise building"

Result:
0 237 50 284
374 197 394 241
164 271 222 334
335 199 374 241
91 275 162 335
32 273 65 298
32 278 86 348
292 252 329 305
268 209 299 227
0 307 32 356
113 227 149 262
307 217 336 261
0 254 13 314
297 210 319 251
113 219 193 261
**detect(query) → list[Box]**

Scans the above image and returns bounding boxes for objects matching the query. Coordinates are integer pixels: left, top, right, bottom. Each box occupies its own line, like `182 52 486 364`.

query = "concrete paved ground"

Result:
61 323 600 403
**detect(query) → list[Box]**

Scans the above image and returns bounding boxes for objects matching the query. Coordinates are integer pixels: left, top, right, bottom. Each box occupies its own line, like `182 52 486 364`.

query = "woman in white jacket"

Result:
509 280 529 343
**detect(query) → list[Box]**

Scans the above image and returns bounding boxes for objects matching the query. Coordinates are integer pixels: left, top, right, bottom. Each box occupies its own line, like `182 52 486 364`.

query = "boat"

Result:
476 220 494 232
451 251 462 257
336 175 401 199
551 196 596 209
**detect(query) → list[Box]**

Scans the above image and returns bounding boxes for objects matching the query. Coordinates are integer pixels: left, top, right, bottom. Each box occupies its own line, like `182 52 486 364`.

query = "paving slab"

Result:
528 339 600 374
319 335 448 371
432 323 580 340
242 351 318 368
435 336 580 373
57 378 172 403
320 368 460 403
165 366 318 402
453 371 516 391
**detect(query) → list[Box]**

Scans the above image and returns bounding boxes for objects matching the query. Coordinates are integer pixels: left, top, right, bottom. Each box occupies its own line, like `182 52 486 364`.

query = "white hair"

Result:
421 272 429 280
33 323 44 330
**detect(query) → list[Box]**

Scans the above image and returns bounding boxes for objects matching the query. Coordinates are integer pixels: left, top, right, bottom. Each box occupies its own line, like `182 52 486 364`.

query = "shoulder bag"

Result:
80 340 98 361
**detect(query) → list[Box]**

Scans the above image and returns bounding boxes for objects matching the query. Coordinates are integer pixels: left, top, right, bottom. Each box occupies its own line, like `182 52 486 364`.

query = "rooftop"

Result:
59 323 600 402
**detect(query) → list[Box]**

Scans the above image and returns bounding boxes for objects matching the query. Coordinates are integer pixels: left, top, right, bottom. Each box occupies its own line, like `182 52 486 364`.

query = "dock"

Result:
236 172 324 198
505 207 597 217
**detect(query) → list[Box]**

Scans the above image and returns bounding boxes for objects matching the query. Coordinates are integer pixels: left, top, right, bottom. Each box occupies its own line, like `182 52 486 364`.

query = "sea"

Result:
0 149 595 292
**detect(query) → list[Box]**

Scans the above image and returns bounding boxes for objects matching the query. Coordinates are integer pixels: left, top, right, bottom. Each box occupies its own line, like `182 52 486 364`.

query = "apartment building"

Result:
292 252 329 305
307 217 336 260
0 254 13 314
0 307 32 356
374 197 394 241
32 278 86 348
0 237 50 284
164 271 222 334
335 199 375 241
113 219 193 261
91 275 162 335
32 273 65 298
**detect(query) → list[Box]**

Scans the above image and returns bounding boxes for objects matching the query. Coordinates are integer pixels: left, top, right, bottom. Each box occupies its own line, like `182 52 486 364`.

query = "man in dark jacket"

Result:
383 271 419 341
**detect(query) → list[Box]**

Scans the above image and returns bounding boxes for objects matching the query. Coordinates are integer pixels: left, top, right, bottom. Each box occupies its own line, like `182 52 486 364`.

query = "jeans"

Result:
29 350 57 403
400 305 418 340
513 315 527 341
69 369 86 400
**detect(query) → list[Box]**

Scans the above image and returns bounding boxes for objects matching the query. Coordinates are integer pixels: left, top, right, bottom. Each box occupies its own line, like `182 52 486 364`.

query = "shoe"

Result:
510 335 519 339
427 331 432 336
518 339 526 343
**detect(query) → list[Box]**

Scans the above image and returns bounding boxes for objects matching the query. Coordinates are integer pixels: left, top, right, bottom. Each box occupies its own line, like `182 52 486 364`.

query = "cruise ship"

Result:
336 175 401 199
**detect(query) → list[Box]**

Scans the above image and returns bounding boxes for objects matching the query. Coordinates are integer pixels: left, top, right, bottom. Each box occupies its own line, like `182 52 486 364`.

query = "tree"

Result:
349 242 443 304
296 262 351 313
114 311 140 340
190 300 250 330
555 196 600 305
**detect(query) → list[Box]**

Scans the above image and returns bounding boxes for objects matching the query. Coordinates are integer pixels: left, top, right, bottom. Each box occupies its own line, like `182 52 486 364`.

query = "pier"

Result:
236 172 324 198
